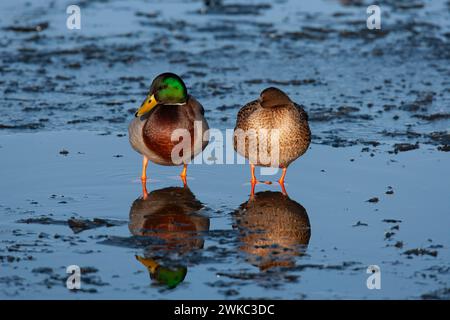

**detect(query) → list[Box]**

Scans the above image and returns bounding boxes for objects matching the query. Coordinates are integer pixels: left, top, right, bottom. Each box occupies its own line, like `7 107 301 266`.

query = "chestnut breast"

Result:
142 105 195 162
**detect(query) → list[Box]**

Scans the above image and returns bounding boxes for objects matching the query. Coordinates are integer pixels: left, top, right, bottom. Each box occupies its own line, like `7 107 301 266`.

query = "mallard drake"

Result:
128 186 209 252
233 191 310 271
128 73 209 190
128 187 209 289
233 87 310 191
130 186 209 289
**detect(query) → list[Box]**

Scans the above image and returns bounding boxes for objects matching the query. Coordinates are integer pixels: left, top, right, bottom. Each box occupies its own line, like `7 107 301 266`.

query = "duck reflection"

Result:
233 191 311 271
129 186 209 289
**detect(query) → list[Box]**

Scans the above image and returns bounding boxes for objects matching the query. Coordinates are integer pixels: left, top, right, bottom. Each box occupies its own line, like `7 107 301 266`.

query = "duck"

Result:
129 186 209 289
233 87 310 193
128 186 209 252
233 191 311 271
128 73 209 192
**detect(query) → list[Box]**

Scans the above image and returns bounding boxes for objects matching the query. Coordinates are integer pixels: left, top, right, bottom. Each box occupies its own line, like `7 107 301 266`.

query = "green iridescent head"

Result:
152 265 187 289
135 72 188 117
151 73 187 104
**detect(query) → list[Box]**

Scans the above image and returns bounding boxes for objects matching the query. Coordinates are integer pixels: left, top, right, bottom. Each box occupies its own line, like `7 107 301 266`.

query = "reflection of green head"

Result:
136 255 187 289
151 266 187 289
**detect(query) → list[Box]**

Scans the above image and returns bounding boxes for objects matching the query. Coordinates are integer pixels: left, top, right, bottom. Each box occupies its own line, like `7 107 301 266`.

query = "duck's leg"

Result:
278 168 288 196
141 156 149 182
141 156 149 200
250 164 257 185
180 164 188 187
280 180 288 197
278 167 287 186
250 178 256 200
141 180 148 200
250 164 272 186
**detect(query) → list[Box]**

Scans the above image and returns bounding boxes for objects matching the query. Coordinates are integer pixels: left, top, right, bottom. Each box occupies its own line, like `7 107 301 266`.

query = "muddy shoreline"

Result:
1 0 449 152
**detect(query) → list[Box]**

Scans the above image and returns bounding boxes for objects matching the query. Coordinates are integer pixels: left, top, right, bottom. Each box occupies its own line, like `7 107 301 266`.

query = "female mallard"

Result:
233 87 310 190
233 191 310 271
129 73 209 188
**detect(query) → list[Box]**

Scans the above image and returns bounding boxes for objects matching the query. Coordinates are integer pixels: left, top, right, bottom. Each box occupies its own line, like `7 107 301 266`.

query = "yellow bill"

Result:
135 94 158 117
135 255 159 273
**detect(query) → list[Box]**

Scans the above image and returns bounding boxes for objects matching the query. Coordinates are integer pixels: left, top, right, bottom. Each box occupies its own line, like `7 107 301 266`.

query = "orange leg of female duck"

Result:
250 179 256 199
279 181 288 196
278 168 288 195
180 164 188 187
278 167 287 185
250 164 272 185
250 164 273 199
141 156 149 199
249 164 257 199
250 164 257 185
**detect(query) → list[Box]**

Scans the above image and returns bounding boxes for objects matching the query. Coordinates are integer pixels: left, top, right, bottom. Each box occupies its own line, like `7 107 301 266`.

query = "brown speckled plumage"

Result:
129 95 209 166
233 191 311 270
234 87 311 168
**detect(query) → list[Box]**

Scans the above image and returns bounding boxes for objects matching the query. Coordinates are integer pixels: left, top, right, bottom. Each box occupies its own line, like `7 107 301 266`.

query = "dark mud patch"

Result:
0 276 25 287
98 235 167 249
437 145 450 152
17 216 126 234
59 149 69 156
391 142 420 153
68 218 126 234
413 113 450 121
212 261 363 293
290 261 363 272
403 248 438 258
4 22 49 33
0 255 33 263
426 131 450 145
309 107 373 122
244 78 320 86
0 123 45 130
422 288 450 300
213 269 301 291
198 1 271 15
31 266 108 290
17 216 67 226
382 219 402 224
385 186 394 195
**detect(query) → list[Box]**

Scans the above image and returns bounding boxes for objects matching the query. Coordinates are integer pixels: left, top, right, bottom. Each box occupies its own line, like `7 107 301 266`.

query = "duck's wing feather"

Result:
294 103 309 122
184 95 210 152
235 99 260 129
186 95 205 119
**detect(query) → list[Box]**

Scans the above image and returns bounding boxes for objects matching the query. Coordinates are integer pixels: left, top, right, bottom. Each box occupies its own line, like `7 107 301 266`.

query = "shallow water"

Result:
0 0 449 299
0 131 449 299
